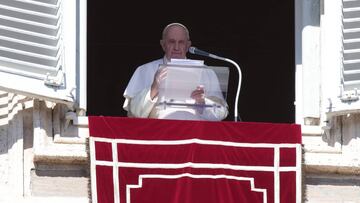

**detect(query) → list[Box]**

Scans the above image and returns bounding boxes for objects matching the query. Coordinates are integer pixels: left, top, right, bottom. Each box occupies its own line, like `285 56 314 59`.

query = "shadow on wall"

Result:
322 114 360 146
0 92 34 156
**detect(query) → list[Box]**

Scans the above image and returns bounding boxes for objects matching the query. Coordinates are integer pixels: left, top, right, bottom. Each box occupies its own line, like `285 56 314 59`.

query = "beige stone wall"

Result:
303 114 360 174
0 91 89 201
1 90 359 202
303 113 360 202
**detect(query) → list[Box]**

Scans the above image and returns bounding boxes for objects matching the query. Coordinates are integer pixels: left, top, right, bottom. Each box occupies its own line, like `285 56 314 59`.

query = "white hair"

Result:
162 22 190 40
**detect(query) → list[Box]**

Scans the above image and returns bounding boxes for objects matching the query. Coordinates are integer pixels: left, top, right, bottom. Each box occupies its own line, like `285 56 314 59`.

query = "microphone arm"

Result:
189 47 242 122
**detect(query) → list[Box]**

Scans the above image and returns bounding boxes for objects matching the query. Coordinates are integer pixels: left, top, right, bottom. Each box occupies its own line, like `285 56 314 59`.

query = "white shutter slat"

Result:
32 0 58 5
0 56 57 74
0 0 59 15
0 5 59 26
343 20 360 29
0 61 56 80
0 36 59 56
0 25 59 46
0 15 59 35
343 50 360 61
343 39 360 49
0 47 60 67
343 29 360 39
344 0 360 8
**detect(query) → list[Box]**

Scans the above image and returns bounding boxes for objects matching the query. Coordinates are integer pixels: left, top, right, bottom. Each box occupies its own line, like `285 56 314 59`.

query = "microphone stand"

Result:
208 54 242 122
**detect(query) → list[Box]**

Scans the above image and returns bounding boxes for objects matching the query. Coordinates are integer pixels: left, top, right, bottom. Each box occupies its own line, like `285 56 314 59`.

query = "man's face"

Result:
161 26 191 60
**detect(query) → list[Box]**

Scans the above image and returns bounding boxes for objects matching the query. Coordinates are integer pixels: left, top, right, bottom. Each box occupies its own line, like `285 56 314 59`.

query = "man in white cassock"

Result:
123 23 228 121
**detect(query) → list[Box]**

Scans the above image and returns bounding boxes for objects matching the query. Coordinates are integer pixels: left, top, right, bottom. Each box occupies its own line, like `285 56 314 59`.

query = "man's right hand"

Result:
150 67 167 100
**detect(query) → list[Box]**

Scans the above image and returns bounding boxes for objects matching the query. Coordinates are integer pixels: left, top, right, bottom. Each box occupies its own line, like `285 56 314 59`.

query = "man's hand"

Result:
191 85 205 114
191 85 205 104
150 67 167 100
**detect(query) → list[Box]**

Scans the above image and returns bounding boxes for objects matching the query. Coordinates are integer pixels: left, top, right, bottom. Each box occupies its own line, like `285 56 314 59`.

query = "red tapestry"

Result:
89 116 302 203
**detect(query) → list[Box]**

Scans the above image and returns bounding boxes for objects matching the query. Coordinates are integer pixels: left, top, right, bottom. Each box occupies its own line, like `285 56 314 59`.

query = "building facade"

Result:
0 0 359 202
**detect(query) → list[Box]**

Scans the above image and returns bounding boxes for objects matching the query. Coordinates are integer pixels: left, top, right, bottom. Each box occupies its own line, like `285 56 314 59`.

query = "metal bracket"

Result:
340 88 359 102
64 111 88 130
44 69 64 87
64 111 76 130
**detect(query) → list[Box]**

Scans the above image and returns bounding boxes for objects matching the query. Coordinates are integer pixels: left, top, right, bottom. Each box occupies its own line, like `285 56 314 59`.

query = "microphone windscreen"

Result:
188 46 196 54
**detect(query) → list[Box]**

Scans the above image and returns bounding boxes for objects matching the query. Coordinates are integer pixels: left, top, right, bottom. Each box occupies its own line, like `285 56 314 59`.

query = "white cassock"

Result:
123 57 228 121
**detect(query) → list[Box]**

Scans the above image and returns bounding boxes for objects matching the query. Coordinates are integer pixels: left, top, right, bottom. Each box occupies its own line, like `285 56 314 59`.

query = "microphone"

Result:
188 46 243 122
188 46 221 59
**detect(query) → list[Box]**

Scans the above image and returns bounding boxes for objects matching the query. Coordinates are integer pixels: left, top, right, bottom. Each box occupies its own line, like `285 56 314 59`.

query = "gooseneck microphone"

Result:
188 46 219 58
188 46 242 122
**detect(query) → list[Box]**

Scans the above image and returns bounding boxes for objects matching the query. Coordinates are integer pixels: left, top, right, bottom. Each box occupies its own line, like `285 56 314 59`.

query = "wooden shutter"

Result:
0 0 86 108
342 0 360 101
